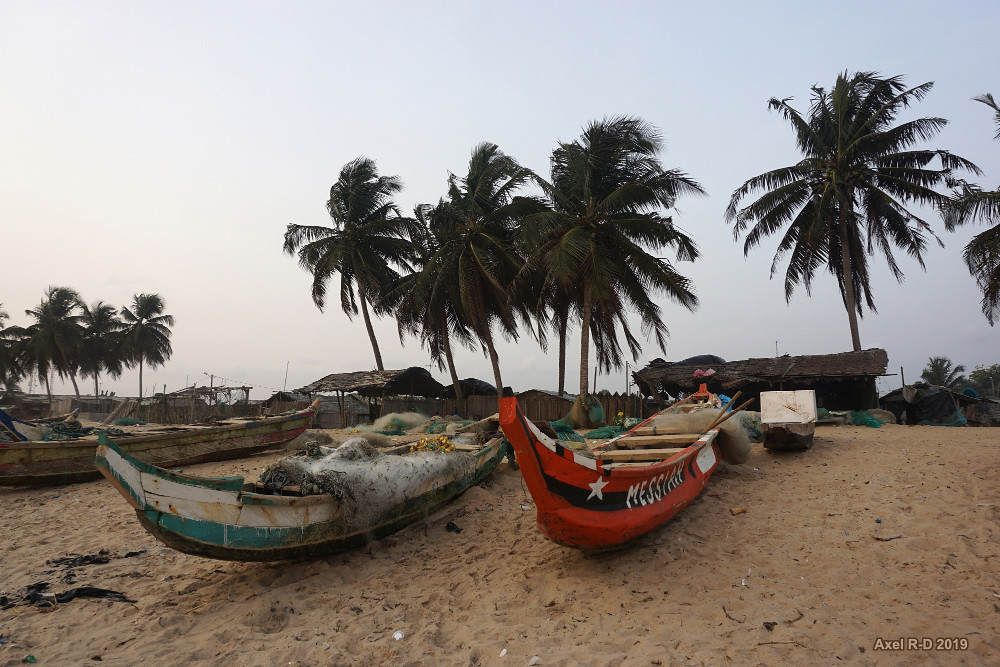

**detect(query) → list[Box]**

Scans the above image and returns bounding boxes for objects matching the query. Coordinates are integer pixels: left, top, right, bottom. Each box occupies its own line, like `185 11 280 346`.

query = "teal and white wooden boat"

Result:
95 433 507 561
1 400 318 487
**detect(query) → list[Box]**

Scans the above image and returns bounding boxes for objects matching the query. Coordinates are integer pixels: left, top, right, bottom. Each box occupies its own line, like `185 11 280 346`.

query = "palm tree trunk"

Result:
138 360 144 400
442 329 464 400
482 330 504 400
557 312 567 397
579 282 593 397
839 209 862 352
94 374 99 399
356 282 384 371
69 373 81 400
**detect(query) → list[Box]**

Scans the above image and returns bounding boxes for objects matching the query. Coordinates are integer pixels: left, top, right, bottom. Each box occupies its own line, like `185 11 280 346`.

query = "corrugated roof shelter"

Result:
634 348 890 411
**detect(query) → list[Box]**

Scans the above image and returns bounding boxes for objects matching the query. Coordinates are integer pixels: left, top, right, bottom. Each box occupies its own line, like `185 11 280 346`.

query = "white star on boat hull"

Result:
587 476 609 501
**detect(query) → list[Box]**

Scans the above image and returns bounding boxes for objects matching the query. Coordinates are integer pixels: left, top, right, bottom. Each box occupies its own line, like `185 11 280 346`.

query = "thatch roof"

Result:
635 348 890 397
443 378 498 397
296 367 446 398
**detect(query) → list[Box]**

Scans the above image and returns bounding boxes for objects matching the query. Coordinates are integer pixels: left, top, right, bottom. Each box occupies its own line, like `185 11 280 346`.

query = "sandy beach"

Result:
1 422 997 666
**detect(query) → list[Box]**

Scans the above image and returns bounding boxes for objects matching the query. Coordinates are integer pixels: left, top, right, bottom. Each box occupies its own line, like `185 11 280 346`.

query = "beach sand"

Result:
1 423 997 666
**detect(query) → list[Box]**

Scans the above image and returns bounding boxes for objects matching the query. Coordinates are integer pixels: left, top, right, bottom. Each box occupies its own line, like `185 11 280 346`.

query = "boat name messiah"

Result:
624 463 685 509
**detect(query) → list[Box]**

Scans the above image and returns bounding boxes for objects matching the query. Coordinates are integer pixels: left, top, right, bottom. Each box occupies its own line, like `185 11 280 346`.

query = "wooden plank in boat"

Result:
599 447 689 461
629 425 697 436
602 460 686 469
616 434 701 447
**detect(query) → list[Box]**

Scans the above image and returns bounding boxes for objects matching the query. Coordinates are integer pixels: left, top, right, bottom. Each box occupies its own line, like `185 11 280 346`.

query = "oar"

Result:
705 391 742 431
705 397 755 433
0 419 25 442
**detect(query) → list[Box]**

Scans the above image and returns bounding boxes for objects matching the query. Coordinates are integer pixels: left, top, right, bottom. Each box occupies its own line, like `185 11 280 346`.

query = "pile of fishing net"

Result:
624 407 761 465
257 435 482 531
425 419 474 434
560 395 606 429
347 411 429 436
40 419 88 441
350 411 471 436
583 418 643 440
548 421 585 443
648 408 758 464
850 410 884 428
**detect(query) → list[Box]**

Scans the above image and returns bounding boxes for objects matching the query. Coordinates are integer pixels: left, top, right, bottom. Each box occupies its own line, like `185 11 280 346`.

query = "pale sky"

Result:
2 1 998 400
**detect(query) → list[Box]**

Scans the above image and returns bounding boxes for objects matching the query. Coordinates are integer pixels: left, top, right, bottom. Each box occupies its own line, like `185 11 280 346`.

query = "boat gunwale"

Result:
99 435 505 505
1 401 317 450
498 395 722 550
97 432 509 560
515 408 715 475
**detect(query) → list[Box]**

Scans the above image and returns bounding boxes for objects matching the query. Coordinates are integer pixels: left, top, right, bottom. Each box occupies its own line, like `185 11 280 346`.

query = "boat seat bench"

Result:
597 447 690 462
615 434 702 447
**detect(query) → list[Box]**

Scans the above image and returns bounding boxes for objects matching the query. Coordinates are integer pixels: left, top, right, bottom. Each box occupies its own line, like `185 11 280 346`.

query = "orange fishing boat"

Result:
499 388 746 550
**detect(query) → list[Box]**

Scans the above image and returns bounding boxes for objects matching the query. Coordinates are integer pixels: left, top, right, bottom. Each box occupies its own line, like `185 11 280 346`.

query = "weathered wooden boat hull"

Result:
0 402 317 487
761 422 815 450
95 435 507 561
498 397 720 550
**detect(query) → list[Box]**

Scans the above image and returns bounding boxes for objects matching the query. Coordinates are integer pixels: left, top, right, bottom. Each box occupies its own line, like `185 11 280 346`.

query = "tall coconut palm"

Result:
283 157 416 371
969 363 1000 399
79 301 125 397
727 71 981 351
21 286 85 401
944 93 1000 325
920 356 967 388
0 303 22 391
522 117 704 422
420 142 540 397
120 293 174 399
392 203 476 400
532 279 576 397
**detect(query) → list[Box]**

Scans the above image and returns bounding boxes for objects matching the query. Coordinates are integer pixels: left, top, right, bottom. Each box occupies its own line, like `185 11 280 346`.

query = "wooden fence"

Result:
382 396 500 422
381 392 658 424
102 396 261 425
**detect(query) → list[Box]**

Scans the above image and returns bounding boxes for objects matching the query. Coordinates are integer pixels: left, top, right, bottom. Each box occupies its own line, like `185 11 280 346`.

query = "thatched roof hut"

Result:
296 367 445 398
634 348 890 410
296 367 448 428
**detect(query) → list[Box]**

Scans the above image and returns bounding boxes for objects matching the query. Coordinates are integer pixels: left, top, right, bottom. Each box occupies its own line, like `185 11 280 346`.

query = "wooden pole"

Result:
705 391 743 431
0 419 24 442
705 397 755 433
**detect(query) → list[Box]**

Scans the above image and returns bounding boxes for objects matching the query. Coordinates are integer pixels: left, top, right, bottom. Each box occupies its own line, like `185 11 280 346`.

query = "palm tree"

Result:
944 93 1000 325
283 157 416 371
392 203 476 400
79 301 125 397
969 364 1000 399
21 286 85 401
418 142 540 397
727 71 981 351
533 279 576 397
120 293 174 399
522 117 704 422
920 356 967 388
0 303 22 391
